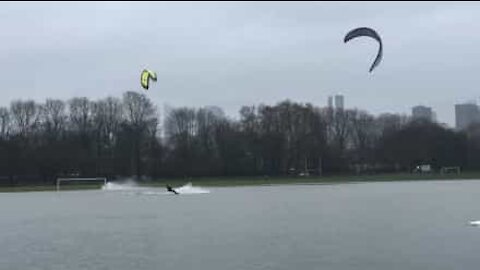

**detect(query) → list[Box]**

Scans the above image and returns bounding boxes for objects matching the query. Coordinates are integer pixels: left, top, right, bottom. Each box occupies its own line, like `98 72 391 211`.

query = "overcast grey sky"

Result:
0 1 479 126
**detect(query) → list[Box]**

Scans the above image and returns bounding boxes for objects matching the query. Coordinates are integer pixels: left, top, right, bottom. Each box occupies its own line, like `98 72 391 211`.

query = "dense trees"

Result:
0 92 475 185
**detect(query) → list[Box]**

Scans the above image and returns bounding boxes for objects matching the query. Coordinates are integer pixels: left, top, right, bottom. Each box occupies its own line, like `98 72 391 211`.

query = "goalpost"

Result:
56 177 107 191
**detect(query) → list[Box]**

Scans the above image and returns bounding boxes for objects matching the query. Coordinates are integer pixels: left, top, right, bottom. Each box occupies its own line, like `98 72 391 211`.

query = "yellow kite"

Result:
140 69 157 90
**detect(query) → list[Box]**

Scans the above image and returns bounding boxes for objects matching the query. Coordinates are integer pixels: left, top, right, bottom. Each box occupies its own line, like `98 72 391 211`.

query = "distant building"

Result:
334 95 344 109
327 95 344 109
412 105 433 121
455 103 480 130
328 96 333 108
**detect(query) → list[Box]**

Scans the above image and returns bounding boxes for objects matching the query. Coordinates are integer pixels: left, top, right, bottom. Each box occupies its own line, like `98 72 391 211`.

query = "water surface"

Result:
1 180 480 270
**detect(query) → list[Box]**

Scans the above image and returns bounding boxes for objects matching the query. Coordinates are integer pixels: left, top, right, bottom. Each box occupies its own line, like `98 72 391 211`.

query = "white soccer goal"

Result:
56 177 107 191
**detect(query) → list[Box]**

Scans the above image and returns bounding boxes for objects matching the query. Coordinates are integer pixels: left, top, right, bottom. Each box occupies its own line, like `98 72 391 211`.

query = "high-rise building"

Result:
412 105 433 121
328 96 333 108
334 95 344 109
455 103 480 130
432 111 437 122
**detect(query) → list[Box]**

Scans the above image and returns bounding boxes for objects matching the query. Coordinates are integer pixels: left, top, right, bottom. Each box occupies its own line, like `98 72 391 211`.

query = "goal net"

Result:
56 177 107 191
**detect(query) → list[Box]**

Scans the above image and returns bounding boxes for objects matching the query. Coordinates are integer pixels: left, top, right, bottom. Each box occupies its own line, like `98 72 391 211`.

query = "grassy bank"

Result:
2 172 480 193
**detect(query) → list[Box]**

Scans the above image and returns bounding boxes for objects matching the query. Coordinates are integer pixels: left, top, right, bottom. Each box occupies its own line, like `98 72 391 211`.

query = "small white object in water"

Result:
102 182 141 191
174 182 210 194
469 220 480 226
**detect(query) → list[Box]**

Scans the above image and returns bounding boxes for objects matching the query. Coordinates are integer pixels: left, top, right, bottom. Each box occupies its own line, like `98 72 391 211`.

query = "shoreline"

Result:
2 172 480 193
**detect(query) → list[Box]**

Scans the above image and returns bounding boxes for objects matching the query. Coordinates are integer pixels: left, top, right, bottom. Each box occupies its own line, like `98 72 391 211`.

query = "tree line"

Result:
0 91 477 185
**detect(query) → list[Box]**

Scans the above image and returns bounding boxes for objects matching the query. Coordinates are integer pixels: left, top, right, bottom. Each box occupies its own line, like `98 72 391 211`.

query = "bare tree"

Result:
41 99 67 139
0 92 473 185
350 110 375 151
0 107 10 139
69 97 92 135
327 108 354 152
104 97 123 141
376 113 409 137
123 92 156 128
349 109 376 172
165 107 197 140
122 91 158 178
196 106 225 156
10 100 40 137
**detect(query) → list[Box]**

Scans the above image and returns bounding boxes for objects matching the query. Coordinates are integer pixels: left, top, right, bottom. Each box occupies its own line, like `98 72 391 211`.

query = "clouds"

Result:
0 2 479 126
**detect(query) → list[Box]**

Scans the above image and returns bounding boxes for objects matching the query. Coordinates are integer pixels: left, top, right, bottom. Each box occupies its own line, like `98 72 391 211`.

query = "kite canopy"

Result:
141 69 157 90
344 27 383 73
